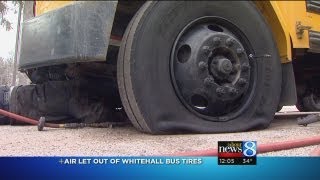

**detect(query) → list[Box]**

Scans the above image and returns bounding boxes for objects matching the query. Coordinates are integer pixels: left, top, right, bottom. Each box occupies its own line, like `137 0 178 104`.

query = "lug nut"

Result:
238 78 247 87
236 48 244 56
216 87 226 96
241 63 250 72
229 87 238 96
204 77 215 87
225 38 234 47
198 61 208 70
202 46 211 54
213 37 221 46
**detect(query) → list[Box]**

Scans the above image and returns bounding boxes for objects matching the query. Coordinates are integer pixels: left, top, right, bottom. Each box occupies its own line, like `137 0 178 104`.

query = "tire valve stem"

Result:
248 54 272 60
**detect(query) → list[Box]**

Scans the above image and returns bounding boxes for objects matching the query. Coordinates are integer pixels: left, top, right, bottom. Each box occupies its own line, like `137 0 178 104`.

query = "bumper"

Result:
19 1 117 70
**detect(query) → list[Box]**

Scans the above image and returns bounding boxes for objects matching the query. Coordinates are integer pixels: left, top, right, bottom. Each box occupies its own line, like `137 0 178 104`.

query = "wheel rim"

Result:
170 16 257 121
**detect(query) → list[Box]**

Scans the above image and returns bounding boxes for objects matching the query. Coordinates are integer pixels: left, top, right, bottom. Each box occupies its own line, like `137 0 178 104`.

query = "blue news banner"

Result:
1 156 320 179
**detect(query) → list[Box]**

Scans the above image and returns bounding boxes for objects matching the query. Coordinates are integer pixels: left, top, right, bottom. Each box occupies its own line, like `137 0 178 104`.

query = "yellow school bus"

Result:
18 1 320 134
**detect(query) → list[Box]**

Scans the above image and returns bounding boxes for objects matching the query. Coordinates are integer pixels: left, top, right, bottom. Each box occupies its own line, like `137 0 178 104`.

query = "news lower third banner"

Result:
0 157 320 179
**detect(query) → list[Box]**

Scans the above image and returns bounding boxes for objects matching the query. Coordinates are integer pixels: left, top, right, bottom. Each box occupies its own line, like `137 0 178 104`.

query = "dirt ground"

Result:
0 106 319 156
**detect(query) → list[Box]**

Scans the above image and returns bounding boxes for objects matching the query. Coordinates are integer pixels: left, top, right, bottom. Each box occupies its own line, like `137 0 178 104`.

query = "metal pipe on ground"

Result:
0 109 124 131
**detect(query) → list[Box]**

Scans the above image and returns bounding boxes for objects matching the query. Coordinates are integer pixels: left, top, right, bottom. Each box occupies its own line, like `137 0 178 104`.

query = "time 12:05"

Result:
218 158 235 164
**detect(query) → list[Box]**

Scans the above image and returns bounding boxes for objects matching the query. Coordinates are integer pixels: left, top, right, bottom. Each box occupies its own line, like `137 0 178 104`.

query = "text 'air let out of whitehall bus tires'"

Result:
117 1 282 134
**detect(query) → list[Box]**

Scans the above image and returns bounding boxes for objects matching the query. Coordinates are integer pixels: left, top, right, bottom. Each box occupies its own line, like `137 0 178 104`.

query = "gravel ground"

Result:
0 106 319 156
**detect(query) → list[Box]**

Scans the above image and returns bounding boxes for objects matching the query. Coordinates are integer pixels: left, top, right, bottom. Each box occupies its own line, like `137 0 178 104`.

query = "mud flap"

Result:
19 1 118 69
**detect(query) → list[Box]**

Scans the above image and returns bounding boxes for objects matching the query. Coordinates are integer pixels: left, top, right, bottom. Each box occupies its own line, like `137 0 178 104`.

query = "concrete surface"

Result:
0 106 319 156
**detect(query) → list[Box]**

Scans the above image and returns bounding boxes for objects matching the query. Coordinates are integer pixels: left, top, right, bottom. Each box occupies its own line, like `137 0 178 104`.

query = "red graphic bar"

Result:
218 152 243 158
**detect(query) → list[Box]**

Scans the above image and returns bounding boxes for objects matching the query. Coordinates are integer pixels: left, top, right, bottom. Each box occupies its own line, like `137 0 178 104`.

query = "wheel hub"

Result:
216 58 232 74
170 17 253 119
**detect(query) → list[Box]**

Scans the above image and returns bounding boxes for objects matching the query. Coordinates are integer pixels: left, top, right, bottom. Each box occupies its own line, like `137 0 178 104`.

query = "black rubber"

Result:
117 1 281 134
296 98 307 112
297 93 320 112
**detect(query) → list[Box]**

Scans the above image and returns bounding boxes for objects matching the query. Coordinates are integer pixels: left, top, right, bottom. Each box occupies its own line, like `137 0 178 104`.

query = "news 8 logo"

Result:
242 141 257 157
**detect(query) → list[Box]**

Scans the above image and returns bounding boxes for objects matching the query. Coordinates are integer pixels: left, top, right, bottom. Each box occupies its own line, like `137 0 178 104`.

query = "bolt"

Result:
225 38 234 47
213 37 221 46
236 48 244 56
238 78 248 87
198 61 208 70
229 87 238 96
202 46 211 54
216 87 226 96
241 63 250 72
204 77 215 87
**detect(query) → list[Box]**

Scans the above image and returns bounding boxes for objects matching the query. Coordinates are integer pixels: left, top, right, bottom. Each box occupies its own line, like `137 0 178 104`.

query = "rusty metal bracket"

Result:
296 21 312 39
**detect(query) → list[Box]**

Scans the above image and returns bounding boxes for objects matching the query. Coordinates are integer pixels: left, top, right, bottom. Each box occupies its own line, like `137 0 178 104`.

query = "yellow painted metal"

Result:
255 1 320 62
36 1 74 16
255 1 292 63
275 1 310 49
